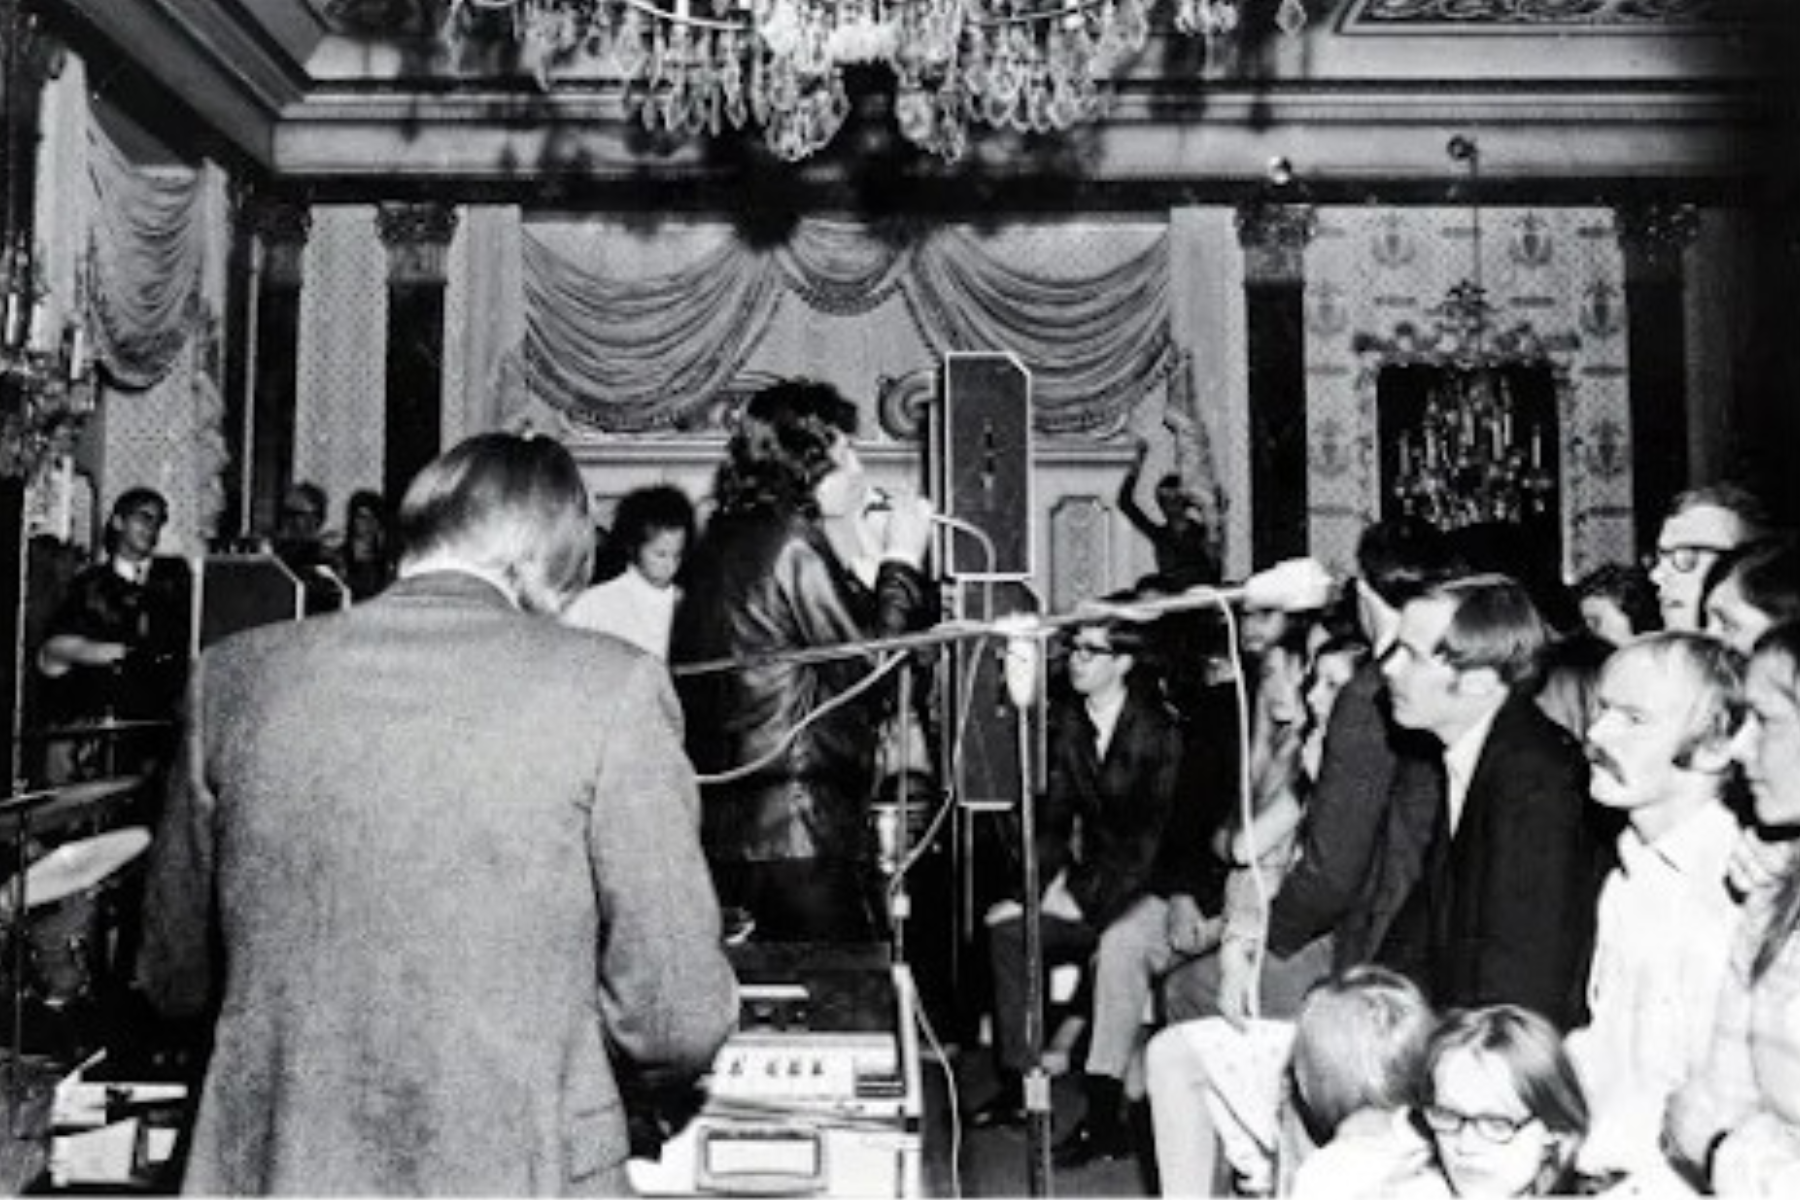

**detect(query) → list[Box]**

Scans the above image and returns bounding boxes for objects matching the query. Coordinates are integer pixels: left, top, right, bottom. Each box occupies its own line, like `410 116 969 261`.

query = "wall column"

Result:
244 195 311 537
1615 201 1697 551
1236 201 1316 567
376 202 457 502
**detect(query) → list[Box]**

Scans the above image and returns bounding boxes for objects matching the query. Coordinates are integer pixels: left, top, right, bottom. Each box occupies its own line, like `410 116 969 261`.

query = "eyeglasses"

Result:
1420 1105 1537 1145
1644 544 1732 574
1067 642 1118 660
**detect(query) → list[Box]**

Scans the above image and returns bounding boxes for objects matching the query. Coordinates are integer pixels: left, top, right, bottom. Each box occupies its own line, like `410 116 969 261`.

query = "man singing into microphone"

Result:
672 379 936 943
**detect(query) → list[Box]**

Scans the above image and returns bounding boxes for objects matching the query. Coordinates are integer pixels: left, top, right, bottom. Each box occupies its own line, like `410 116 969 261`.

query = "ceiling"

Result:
44 0 1795 205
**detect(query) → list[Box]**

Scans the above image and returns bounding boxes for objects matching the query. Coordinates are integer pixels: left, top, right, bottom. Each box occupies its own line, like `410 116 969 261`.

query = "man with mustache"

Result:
1568 632 1750 1184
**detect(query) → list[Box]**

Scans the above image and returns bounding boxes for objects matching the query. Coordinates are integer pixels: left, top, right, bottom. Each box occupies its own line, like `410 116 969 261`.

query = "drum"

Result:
1 827 151 1008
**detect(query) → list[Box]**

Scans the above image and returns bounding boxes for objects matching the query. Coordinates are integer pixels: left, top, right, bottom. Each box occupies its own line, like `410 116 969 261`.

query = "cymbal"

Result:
0 776 148 836
0 827 152 911
20 717 176 742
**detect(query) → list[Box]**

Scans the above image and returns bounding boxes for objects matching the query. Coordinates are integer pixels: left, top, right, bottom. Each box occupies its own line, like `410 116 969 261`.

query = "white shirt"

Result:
1440 705 1501 837
1085 687 1128 760
1567 800 1743 1176
562 568 678 659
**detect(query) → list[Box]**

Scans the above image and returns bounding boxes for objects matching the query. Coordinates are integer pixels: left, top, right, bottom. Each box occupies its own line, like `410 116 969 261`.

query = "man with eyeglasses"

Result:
1646 483 1772 632
971 614 1183 1170
35 487 187 781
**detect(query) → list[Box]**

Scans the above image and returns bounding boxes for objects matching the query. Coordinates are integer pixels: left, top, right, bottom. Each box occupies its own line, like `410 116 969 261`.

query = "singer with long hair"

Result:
671 379 935 943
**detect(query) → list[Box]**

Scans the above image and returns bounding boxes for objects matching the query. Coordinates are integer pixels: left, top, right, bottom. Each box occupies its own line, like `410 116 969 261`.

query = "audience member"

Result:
1533 629 1613 740
1665 620 1800 1196
1568 632 1747 1181
1420 1006 1589 1197
272 480 349 611
1702 537 1800 656
338 489 393 601
1573 562 1661 649
670 379 934 942
1147 526 1450 1197
564 484 695 659
1288 967 1440 1200
35 486 186 781
137 433 736 1193
1119 435 1219 588
1378 574 1606 1029
1646 483 1772 632
973 615 1183 1167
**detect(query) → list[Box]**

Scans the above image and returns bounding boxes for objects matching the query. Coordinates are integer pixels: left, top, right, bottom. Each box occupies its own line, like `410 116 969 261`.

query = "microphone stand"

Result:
1004 629 1054 1196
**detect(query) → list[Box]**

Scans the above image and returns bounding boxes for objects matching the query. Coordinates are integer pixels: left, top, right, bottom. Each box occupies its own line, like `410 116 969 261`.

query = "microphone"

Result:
992 613 1044 708
1184 558 1336 613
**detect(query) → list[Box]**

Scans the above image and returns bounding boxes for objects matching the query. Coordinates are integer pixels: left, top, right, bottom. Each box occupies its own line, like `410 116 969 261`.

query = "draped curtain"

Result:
522 217 1176 435
30 48 230 540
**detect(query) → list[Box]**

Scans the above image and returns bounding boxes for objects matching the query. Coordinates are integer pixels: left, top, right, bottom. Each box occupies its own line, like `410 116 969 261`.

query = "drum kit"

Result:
0 768 156 1064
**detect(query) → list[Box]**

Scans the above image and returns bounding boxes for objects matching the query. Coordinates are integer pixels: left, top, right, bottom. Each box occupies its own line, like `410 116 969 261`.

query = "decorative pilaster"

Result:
1236 201 1316 565
376 202 457 502
242 193 312 537
1614 201 1698 551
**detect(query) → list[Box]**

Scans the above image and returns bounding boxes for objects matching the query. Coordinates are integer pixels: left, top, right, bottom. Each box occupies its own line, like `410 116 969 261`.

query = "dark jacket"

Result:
671 507 931 864
1028 682 1185 930
1264 660 1444 968
1382 693 1609 1030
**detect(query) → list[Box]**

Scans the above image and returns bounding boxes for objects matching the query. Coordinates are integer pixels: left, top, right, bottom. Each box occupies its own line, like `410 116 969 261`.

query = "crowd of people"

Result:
29 374 1789 1196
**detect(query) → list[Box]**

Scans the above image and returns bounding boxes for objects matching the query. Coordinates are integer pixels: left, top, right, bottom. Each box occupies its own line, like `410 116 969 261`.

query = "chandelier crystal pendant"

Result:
441 0 1291 162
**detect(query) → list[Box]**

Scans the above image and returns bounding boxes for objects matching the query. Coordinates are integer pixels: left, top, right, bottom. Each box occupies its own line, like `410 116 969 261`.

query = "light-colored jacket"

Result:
139 570 738 1195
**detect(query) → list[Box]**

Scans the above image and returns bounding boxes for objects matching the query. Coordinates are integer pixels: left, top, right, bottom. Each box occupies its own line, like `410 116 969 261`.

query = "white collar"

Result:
1442 702 1503 786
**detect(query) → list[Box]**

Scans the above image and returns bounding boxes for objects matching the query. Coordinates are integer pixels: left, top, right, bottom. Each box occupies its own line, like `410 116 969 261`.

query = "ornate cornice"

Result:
376 202 459 285
1614 201 1700 281
1340 0 1748 31
1235 201 1317 285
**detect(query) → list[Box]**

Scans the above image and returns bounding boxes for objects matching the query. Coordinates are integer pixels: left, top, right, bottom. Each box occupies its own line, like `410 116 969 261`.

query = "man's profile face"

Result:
1381 596 1465 737
1648 504 1743 632
1584 648 1709 815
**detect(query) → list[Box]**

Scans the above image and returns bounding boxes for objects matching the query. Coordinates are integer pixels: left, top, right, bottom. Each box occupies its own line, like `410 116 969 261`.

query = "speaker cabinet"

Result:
934 353 1033 578
191 554 305 654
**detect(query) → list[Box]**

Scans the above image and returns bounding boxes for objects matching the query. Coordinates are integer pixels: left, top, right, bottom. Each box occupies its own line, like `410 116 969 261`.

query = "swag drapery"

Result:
32 50 230 536
521 218 1179 436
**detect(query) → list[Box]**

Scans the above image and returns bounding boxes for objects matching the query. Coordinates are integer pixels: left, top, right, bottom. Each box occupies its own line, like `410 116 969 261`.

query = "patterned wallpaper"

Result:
295 206 389 529
97 342 210 555
1303 206 1634 579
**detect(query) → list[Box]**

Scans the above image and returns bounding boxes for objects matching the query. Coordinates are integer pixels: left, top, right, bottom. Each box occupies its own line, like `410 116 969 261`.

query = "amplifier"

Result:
629 944 924 1198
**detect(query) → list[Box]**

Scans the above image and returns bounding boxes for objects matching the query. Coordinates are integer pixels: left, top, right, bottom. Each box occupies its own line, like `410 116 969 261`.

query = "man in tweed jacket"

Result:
138 434 737 1195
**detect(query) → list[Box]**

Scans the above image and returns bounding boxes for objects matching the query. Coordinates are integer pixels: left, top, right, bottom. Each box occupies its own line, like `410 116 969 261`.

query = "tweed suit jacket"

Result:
139 571 738 1195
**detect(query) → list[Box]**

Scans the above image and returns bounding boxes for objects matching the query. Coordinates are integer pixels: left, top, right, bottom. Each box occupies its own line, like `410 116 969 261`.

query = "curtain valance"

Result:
522 218 1174 434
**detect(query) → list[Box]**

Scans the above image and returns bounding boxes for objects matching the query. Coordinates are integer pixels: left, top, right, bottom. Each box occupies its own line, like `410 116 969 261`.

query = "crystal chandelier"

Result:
440 0 1307 162
1387 136 1562 530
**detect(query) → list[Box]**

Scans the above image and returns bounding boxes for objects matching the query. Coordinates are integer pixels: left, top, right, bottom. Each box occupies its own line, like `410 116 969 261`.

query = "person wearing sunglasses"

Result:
1420 1005 1589 1196
1645 483 1772 633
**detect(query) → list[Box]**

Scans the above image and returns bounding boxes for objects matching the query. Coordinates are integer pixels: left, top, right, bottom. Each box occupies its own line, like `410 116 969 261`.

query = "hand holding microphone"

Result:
867 487 934 570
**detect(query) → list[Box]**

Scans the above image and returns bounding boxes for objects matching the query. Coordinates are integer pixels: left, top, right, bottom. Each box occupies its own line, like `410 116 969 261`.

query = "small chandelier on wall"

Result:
437 0 1307 162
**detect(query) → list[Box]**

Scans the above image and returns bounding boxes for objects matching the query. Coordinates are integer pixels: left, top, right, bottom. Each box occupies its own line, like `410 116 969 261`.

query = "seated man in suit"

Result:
1378 572 1608 1030
971 613 1184 1168
138 433 738 1195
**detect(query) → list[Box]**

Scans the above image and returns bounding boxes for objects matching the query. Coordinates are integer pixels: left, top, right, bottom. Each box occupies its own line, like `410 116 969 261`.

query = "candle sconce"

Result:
1 235 97 479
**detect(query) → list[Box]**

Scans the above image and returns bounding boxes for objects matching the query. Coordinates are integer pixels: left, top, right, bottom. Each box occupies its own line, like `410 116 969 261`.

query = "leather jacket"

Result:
671 508 932 864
